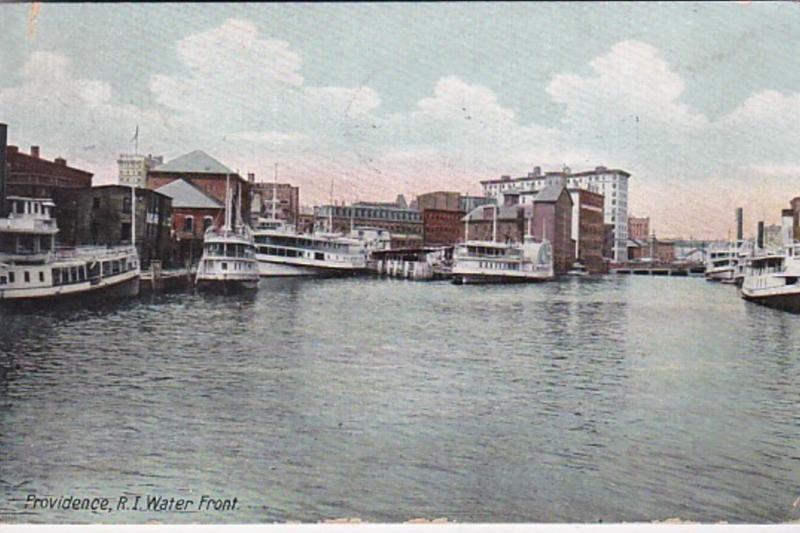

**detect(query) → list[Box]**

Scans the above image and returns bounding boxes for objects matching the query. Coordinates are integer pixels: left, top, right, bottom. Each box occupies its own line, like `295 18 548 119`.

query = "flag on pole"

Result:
131 125 139 143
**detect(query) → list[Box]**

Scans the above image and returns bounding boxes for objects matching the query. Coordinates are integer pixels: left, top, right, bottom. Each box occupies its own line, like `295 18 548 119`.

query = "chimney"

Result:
781 208 794 246
54 157 67 166
30 146 40 158
0 124 7 217
248 172 255 183
533 166 541 177
735 207 743 241
757 220 765 250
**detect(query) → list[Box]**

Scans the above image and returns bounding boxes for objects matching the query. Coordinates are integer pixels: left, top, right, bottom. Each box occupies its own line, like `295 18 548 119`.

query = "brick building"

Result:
2 126 93 245
155 178 224 265
569 188 606 273
146 150 250 219
75 185 173 268
531 184 574 274
250 178 299 225
628 216 650 241
417 191 466 246
423 209 465 246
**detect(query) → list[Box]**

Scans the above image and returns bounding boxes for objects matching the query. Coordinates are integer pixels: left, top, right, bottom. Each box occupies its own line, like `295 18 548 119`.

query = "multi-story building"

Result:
250 178 299 226
315 198 423 248
417 191 467 246
146 150 250 216
75 185 173 268
569 188 606 273
481 165 630 261
117 153 163 188
154 178 224 265
3 134 93 246
628 216 650 242
422 209 465 246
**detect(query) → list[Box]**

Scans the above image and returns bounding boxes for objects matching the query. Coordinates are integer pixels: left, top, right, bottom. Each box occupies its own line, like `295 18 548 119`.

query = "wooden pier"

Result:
140 261 195 294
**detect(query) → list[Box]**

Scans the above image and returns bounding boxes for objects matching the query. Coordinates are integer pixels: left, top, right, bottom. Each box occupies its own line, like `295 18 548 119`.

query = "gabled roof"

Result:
155 179 223 209
534 184 572 204
151 150 233 175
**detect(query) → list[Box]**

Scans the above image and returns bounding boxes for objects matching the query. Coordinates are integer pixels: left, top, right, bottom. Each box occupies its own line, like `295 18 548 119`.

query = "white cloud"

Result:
547 41 708 130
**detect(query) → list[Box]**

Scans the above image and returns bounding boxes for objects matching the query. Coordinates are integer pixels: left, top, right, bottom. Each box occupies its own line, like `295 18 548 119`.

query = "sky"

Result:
2 2 800 238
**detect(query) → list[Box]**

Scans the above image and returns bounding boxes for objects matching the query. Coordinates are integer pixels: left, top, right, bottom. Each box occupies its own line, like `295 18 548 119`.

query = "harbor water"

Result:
1 276 800 523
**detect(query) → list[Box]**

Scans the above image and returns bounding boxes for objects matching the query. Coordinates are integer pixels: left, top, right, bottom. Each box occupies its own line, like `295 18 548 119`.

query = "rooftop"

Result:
155 179 223 209
150 150 234 175
480 166 630 185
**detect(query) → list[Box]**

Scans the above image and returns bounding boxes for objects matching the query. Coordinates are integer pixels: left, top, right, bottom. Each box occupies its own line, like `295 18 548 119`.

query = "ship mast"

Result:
492 204 498 243
224 173 231 231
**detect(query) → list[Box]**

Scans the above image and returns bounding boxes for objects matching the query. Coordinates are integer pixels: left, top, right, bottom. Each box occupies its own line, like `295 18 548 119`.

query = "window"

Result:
203 217 213 232
122 196 131 214
183 216 194 233
9 272 14 283
24 271 30 283
93 197 101 209
221 262 228 270
121 223 131 240
39 271 44 282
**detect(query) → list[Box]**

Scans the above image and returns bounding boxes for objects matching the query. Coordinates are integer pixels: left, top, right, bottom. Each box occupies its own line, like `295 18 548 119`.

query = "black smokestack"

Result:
0 123 7 217
736 207 743 241
757 220 765 250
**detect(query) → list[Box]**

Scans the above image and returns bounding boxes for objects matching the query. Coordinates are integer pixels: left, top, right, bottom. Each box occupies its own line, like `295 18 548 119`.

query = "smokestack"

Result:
247 172 255 183
735 207 743 241
757 220 765 250
782 209 794 246
0 124 7 218
30 146 39 158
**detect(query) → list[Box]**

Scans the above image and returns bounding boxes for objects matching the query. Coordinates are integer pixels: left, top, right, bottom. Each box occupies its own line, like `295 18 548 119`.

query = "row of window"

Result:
182 216 215 233
478 261 519 271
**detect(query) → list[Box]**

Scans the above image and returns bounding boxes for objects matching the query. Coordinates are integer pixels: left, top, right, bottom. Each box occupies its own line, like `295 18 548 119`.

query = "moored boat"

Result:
740 243 800 313
195 177 259 293
0 196 140 304
452 236 554 284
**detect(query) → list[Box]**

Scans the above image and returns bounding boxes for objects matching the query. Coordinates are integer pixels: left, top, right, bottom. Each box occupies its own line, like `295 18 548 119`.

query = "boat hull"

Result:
452 272 552 285
0 272 140 307
257 258 365 277
741 289 800 313
195 278 259 294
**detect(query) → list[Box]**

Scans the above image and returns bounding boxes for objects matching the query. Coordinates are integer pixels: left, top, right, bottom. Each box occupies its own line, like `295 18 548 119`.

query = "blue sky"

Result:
2 2 800 237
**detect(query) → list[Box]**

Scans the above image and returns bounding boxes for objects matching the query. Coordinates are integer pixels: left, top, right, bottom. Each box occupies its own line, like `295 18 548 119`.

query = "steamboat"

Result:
0 196 140 304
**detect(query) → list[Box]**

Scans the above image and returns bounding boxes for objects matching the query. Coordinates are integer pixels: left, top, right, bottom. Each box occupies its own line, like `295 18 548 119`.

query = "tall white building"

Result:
481 166 631 261
117 154 163 188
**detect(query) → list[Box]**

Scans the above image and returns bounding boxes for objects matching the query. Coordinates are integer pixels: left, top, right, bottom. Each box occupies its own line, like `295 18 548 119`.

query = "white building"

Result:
117 154 163 188
481 165 630 261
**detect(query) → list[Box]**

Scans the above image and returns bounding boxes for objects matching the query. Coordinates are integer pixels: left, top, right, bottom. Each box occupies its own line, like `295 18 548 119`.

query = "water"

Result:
1 276 800 523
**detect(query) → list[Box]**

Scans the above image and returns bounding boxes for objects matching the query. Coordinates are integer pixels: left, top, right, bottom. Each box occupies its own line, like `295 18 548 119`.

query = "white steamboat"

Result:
740 243 800 313
195 178 259 292
452 206 554 284
705 240 752 284
0 196 140 304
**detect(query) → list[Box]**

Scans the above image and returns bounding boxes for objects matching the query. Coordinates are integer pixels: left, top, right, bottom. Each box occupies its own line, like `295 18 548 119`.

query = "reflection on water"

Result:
1 276 800 523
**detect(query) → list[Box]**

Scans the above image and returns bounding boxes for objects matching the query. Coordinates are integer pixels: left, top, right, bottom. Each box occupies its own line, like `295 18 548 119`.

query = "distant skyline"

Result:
2 2 800 238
